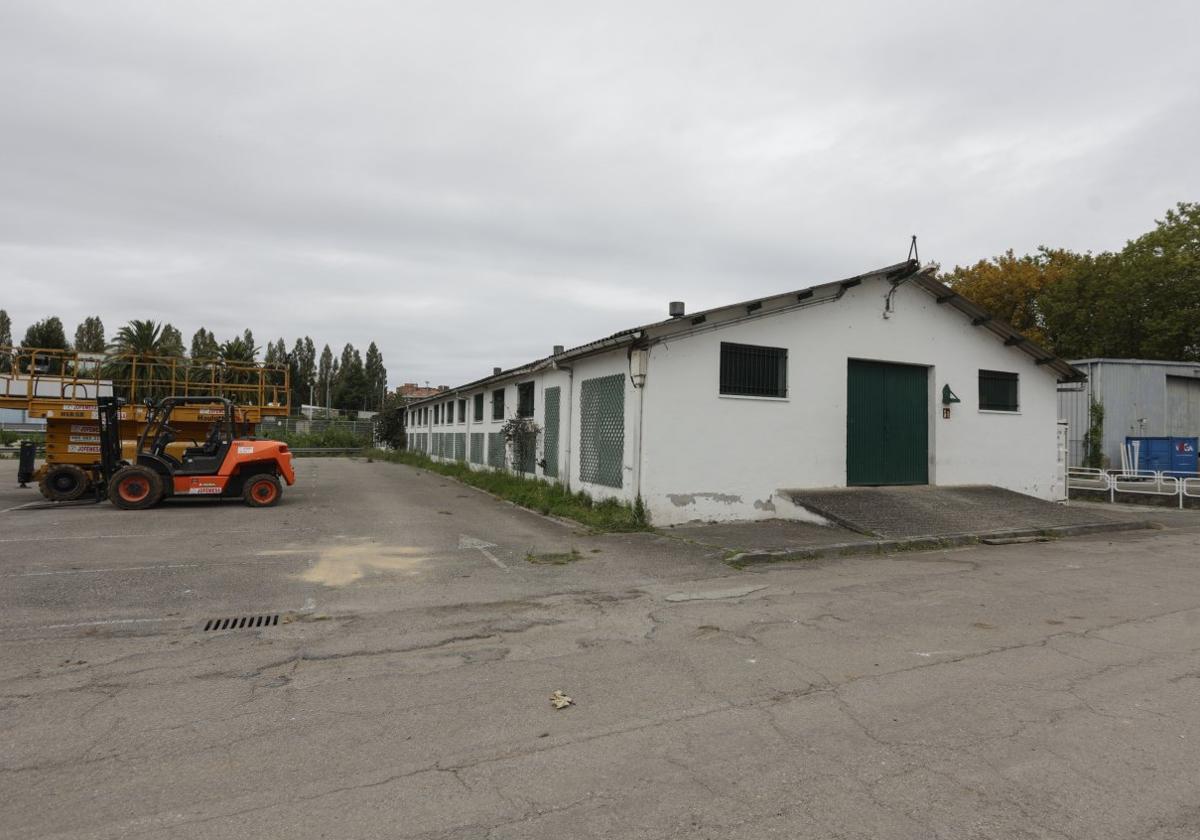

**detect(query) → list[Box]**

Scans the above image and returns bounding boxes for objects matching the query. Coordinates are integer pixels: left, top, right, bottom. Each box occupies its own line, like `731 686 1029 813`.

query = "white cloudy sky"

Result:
2 1 1197 386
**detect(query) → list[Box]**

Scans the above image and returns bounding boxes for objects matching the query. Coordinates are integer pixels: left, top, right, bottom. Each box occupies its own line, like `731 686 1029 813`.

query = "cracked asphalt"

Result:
3 458 1200 839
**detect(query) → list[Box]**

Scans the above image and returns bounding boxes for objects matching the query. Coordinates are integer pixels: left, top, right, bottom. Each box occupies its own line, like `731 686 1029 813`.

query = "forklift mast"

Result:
95 396 126 488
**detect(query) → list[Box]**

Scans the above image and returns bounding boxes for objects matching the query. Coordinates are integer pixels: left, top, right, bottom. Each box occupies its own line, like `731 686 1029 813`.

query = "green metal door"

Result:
846 360 929 485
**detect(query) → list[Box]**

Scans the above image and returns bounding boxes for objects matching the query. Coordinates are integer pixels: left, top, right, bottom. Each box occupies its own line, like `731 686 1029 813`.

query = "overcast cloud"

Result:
1 0 1197 386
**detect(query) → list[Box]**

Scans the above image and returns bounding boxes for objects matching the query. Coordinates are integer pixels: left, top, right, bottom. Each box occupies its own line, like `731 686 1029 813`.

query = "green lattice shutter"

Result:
579 373 624 488
455 433 466 461
543 386 560 478
470 433 484 464
517 431 536 473
488 432 506 469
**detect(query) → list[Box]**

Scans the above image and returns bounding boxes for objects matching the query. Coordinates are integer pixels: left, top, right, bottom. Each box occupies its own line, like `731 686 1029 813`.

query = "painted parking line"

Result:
459 535 509 572
0 527 311 543
0 617 177 634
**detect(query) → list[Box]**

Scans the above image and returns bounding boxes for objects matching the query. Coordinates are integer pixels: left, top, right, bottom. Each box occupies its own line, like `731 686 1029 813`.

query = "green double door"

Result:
846 360 929 486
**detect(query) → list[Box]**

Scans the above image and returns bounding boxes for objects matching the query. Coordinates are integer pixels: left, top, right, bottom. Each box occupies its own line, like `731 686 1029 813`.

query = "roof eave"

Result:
912 274 1085 383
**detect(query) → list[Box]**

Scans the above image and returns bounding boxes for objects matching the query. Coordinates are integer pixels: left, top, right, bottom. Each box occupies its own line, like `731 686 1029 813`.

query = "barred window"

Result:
720 342 787 398
458 399 466 423
979 370 1019 411
446 401 454 424
473 393 484 422
517 382 535 418
492 388 505 420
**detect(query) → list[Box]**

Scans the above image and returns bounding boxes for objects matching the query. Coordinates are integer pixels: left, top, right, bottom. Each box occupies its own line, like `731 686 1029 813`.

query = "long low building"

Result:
404 260 1082 525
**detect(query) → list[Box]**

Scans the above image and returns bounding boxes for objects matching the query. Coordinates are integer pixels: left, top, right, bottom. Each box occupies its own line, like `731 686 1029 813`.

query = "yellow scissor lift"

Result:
1 347 290 501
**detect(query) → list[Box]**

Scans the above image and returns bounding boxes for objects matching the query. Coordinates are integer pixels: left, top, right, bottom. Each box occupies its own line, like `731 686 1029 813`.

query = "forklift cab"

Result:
139 397 246 477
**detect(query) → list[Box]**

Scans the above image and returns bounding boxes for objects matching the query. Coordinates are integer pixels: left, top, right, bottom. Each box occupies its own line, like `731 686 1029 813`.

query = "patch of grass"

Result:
259 426 370 450
368 448 651 533
525 548 582 565
0 429 45 446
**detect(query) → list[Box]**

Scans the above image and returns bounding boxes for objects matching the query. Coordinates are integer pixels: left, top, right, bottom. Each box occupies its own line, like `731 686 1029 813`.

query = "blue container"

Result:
1124 436 1199 476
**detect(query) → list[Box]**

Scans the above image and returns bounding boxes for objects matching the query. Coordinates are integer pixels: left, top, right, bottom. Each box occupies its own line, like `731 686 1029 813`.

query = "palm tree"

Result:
217 337 261 403
105 320 169 399
110 320 164 356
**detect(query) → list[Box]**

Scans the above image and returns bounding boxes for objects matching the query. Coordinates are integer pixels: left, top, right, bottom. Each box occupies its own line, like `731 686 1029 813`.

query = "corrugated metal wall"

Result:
1058 360 1200 467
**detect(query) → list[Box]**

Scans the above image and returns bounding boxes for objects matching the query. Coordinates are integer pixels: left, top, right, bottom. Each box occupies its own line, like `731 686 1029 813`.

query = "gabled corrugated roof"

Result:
407 260 1083 405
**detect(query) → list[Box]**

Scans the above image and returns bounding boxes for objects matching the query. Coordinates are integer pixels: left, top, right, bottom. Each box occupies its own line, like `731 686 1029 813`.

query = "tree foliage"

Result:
190 327 219 360
73 317 106 353
110 320 164 357
941 248 1079 346
22 316 69 351
372 392 406 448
0 310 12 372
944 202 1200 361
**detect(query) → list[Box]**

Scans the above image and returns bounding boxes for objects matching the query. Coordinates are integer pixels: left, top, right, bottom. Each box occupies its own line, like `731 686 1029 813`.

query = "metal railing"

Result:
1 346 290 413
1068 466 1200 509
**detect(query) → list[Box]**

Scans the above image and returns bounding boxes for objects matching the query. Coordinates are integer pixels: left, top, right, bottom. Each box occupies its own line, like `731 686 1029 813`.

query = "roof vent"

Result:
552 345 564 355
669 301 685 318
493 367 502 376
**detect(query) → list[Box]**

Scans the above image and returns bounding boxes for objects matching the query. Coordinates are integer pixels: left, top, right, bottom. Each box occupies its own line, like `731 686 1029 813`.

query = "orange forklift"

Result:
96 395 295 509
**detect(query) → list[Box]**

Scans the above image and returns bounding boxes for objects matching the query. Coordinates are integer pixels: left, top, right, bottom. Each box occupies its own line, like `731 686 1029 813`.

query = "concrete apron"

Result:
725 519 1157 566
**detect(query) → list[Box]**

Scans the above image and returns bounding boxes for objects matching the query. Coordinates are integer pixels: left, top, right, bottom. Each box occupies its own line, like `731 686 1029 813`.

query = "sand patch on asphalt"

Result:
296 543 427 587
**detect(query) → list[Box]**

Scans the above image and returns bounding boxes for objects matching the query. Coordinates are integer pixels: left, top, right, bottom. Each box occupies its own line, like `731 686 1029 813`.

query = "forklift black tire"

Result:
108 466 163 510
39 464 90 502
243 474 282 508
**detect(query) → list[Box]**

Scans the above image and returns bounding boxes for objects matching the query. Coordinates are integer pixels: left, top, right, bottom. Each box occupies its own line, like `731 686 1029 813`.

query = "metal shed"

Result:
1058 358 1200 467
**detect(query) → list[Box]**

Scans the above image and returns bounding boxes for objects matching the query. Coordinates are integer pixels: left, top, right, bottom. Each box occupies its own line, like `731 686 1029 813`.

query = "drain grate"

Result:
203 615 280 632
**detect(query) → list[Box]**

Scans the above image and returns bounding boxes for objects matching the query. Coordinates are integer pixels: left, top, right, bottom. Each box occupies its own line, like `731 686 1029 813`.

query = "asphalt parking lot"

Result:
4 458 1200 839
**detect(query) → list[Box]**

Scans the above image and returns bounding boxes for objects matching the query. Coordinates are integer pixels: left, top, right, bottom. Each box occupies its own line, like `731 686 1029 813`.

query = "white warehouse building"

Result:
404 260 1082 526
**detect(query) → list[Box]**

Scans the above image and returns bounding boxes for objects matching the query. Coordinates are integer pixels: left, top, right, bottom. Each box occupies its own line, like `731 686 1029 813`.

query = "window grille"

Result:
517 382 535 418
473 393 484 422
458 399 466 423
492 388 505 420
979 370 1019 411
720 342 787 398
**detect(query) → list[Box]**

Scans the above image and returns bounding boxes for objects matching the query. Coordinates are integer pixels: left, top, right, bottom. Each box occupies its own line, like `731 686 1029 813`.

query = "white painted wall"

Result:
639 276 1063 525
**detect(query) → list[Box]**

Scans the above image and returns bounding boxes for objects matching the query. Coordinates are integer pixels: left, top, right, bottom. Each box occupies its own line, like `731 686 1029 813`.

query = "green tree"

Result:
190 327 219 360
364 341 387 411
0 309 12 372
106 320 169 396
941 248 1080 346
372 392 405 449
22 316 69 351
291 336 316 408
20 316 69 373
160 323 185 356
110 320 164 356
73 316 106 353
317 344 333 410
264 337 286 366
219 336 257 364
334 346 368 414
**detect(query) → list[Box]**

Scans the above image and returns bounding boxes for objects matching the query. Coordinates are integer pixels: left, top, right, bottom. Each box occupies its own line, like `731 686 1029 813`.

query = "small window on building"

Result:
458 399 466 423
719 342 787 398
979 370 1019 411
492 388 505 420
474 393 484 422
517 382 535 418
